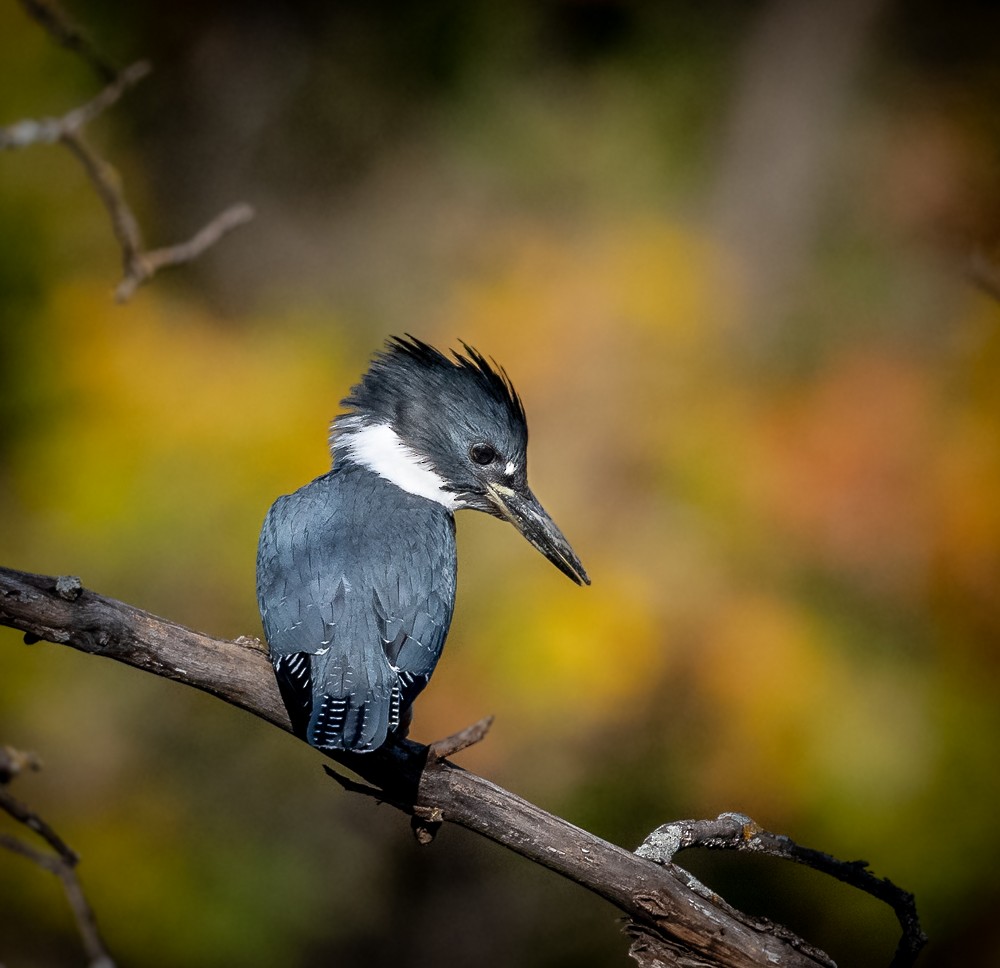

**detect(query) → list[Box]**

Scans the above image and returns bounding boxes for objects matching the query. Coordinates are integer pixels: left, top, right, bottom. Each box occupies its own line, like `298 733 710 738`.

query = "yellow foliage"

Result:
694 593 932 822
491 572 664 730
4 280 353 622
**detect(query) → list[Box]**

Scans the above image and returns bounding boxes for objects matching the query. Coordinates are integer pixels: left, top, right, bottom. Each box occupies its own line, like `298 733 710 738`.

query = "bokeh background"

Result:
2 1 999 966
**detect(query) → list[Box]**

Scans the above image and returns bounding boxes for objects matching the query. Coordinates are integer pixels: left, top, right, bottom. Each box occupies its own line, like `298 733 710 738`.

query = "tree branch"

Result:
2 5 255 302
17 0 120 84
0 62 151 150
0 745 115 967
0 565 923 967
638 813 926 968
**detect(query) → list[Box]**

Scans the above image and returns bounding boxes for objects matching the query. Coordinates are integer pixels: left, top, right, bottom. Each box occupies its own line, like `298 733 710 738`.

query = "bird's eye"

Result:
469 443 497 465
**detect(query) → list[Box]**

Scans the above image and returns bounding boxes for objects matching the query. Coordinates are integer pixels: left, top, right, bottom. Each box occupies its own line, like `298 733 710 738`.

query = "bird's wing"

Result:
256 471 456 752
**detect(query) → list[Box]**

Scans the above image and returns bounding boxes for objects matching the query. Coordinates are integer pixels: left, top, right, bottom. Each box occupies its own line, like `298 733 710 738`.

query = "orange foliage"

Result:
754 351 937 599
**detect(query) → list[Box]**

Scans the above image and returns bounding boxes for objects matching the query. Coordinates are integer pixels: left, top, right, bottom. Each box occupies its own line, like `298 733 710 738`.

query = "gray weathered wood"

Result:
0 565 832 967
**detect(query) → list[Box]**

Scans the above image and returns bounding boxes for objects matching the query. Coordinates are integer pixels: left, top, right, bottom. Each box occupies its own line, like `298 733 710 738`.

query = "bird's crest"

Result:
349 334 522 417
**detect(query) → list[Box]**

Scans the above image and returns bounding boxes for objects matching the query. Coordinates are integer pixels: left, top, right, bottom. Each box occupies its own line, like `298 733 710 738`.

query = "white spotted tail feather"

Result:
257 466 457 752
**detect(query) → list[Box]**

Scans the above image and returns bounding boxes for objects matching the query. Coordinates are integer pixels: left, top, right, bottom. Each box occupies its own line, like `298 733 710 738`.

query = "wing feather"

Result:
257 468 456 752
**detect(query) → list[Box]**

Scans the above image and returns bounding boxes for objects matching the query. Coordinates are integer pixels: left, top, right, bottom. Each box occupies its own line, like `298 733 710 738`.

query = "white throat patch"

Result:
338 423 460 509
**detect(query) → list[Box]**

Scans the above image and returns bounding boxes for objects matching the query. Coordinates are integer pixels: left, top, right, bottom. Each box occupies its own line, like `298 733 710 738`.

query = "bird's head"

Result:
332 335 589 586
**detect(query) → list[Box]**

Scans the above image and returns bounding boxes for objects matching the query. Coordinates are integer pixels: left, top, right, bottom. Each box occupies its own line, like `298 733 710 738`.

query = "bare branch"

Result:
427 714 494 760
1 745 115 967
638 813 926 968
0 565 924 967
3 12 255 301
0 744 42 782
322 764 389 802
0 61 151 150
112 202 256 303
0 783 78 865
17 0 119 84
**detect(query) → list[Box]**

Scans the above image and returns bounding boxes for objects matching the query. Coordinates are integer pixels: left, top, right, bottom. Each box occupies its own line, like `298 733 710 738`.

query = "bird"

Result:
256 335 589 753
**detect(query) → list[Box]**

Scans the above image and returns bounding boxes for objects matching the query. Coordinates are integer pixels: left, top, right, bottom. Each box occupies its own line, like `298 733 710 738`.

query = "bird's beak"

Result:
484 482 590 586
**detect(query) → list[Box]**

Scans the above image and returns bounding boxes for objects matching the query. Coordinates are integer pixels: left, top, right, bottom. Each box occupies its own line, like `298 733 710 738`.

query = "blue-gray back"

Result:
256 464 457 751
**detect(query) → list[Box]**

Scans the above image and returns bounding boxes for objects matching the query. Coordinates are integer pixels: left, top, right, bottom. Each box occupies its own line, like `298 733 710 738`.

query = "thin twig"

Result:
0 747 115 967
17 0 119 83
0 61 150 151
637 812 927 968
0 744 42 783
0 835 114 968
427 715 494 760
322 764 391 802
3 9 255 301
113 202 255 303
0 786 78 864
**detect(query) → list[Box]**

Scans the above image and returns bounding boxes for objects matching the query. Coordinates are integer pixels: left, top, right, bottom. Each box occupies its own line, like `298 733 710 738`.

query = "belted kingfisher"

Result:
256 336 589 753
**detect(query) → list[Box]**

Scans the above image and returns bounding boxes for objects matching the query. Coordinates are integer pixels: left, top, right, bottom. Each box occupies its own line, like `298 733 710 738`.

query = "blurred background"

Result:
2 1 999 965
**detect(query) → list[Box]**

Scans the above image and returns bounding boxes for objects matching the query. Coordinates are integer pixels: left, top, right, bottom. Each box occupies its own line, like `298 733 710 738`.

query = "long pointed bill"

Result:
485 483 590 586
